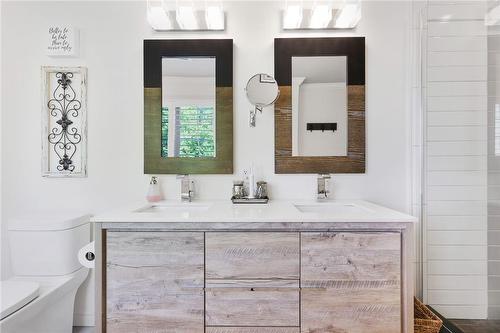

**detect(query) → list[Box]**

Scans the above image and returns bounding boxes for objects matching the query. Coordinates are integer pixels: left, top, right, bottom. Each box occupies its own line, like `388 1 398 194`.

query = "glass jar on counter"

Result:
232 180 245 199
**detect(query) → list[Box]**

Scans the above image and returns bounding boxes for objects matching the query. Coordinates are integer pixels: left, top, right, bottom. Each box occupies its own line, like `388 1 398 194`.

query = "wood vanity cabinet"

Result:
104 231 404 333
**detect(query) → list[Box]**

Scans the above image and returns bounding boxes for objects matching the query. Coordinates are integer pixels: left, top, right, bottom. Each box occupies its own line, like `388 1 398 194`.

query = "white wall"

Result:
1 0 412 325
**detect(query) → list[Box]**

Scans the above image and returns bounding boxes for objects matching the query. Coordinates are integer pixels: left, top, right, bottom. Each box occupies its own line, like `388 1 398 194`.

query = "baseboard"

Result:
73 313 95 327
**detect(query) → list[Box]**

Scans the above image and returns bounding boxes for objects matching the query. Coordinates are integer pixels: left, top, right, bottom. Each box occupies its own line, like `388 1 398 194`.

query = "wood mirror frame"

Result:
144 39 233 174
274 37 365 174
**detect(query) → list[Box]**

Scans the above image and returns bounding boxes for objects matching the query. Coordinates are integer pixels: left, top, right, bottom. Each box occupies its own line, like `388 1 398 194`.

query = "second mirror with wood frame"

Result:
274 37 365 174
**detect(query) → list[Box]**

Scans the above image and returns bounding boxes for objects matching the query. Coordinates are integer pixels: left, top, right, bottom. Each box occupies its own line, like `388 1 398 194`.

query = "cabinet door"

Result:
301 232 401 333
106 231 204 333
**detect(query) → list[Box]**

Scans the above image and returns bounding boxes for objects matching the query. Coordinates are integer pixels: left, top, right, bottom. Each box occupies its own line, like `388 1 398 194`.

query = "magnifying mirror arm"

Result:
250 105 265 127
248 106 259 127
249 108 256 127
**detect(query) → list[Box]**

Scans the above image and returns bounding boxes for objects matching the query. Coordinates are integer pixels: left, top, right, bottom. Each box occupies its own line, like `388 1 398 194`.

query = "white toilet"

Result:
0 214 91 333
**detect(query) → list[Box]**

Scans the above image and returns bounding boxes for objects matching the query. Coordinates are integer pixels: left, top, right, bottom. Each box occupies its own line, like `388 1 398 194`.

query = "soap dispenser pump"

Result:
146 176 162 202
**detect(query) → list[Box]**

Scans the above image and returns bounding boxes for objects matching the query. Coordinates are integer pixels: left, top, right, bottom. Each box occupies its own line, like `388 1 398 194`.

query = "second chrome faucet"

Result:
317 174 331 200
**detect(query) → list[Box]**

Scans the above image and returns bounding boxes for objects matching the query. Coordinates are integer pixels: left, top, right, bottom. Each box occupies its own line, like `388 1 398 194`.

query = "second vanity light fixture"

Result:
147 0 225 31
283 0 361 30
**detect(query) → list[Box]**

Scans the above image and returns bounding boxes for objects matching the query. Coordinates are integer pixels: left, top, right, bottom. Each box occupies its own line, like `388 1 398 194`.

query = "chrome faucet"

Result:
178 175 194 202
317 174 331 200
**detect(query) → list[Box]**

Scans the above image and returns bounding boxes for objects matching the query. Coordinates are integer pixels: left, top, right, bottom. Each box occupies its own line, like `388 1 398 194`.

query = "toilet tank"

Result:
8 214 91 276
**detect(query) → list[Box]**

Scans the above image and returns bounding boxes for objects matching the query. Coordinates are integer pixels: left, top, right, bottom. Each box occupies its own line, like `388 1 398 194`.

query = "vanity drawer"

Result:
301 232 401 281
205 280 300 327
205 232 300 279
301 287 401 333
206 328 300 333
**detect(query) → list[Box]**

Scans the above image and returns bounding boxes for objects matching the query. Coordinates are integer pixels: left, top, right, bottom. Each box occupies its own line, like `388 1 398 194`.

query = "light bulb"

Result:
334 3 361 29
205 4 224 30
177 5 198 30
283 4 303 29
310 4 332 29
147 0 172 30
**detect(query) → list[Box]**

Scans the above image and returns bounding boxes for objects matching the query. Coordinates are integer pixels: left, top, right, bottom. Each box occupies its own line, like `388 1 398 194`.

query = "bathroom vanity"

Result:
92 200 416 333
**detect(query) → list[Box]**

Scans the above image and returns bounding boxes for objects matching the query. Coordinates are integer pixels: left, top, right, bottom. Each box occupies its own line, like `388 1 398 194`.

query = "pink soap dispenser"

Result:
146 176 162 202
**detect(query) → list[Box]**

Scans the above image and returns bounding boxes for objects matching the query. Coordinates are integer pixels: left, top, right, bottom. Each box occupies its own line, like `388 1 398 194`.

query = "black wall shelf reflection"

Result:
306 123 337 132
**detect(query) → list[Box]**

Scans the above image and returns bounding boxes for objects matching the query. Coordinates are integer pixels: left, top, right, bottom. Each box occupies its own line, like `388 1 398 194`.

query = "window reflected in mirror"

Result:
161 57 216 158
291 56 347 157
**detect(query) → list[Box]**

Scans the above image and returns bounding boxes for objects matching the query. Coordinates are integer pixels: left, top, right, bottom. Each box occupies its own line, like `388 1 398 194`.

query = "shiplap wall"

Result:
423 1 488 319
488 21 500 319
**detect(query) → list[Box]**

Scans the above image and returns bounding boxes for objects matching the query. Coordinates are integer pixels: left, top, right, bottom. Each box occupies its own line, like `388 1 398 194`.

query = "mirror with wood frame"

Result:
144 39 233 174
274 37 365 174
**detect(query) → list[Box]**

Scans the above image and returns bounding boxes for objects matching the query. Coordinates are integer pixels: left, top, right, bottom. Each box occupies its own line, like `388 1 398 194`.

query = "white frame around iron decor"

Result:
41 66 88 177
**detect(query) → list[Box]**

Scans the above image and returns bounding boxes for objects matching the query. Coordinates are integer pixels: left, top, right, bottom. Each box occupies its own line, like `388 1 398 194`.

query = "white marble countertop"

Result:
91 199 417 224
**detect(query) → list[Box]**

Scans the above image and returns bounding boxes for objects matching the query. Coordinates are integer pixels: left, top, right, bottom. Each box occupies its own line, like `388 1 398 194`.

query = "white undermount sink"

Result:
293 202 371 214
135 202 211 213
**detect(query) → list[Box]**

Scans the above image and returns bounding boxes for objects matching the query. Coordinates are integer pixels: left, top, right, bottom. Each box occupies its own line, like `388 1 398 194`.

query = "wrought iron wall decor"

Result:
42 66 87 177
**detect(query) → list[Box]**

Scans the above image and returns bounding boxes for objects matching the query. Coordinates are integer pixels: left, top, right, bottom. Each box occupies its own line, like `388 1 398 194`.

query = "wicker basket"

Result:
414 297 443 333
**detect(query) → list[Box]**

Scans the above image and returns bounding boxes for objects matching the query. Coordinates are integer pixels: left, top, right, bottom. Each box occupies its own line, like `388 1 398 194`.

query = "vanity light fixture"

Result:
283 3 303 29
309 3 333 29
282 0 361 30
146 0 225 31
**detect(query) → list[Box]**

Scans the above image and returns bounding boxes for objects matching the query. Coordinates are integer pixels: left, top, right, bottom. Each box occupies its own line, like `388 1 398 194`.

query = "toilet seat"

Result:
0 281 39 320
0 268 89 333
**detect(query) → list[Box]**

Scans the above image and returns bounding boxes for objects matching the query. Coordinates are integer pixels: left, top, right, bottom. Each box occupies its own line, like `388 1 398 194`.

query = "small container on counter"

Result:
256 181 268 199
146 176 162 202
232 180 245 199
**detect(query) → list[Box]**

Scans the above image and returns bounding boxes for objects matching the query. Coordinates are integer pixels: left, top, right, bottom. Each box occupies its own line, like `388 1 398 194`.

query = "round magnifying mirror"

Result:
245 74 280 127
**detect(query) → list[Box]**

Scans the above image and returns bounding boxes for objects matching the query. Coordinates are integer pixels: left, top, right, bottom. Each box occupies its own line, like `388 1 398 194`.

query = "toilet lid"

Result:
0 280 39 320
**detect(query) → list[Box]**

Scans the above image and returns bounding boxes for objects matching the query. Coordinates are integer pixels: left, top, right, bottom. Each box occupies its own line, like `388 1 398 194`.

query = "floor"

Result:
447 319 500 333
418 306 500 333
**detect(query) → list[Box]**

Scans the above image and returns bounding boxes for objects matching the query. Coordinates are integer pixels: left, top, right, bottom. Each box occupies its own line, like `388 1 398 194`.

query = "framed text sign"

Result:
46 26 79 56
